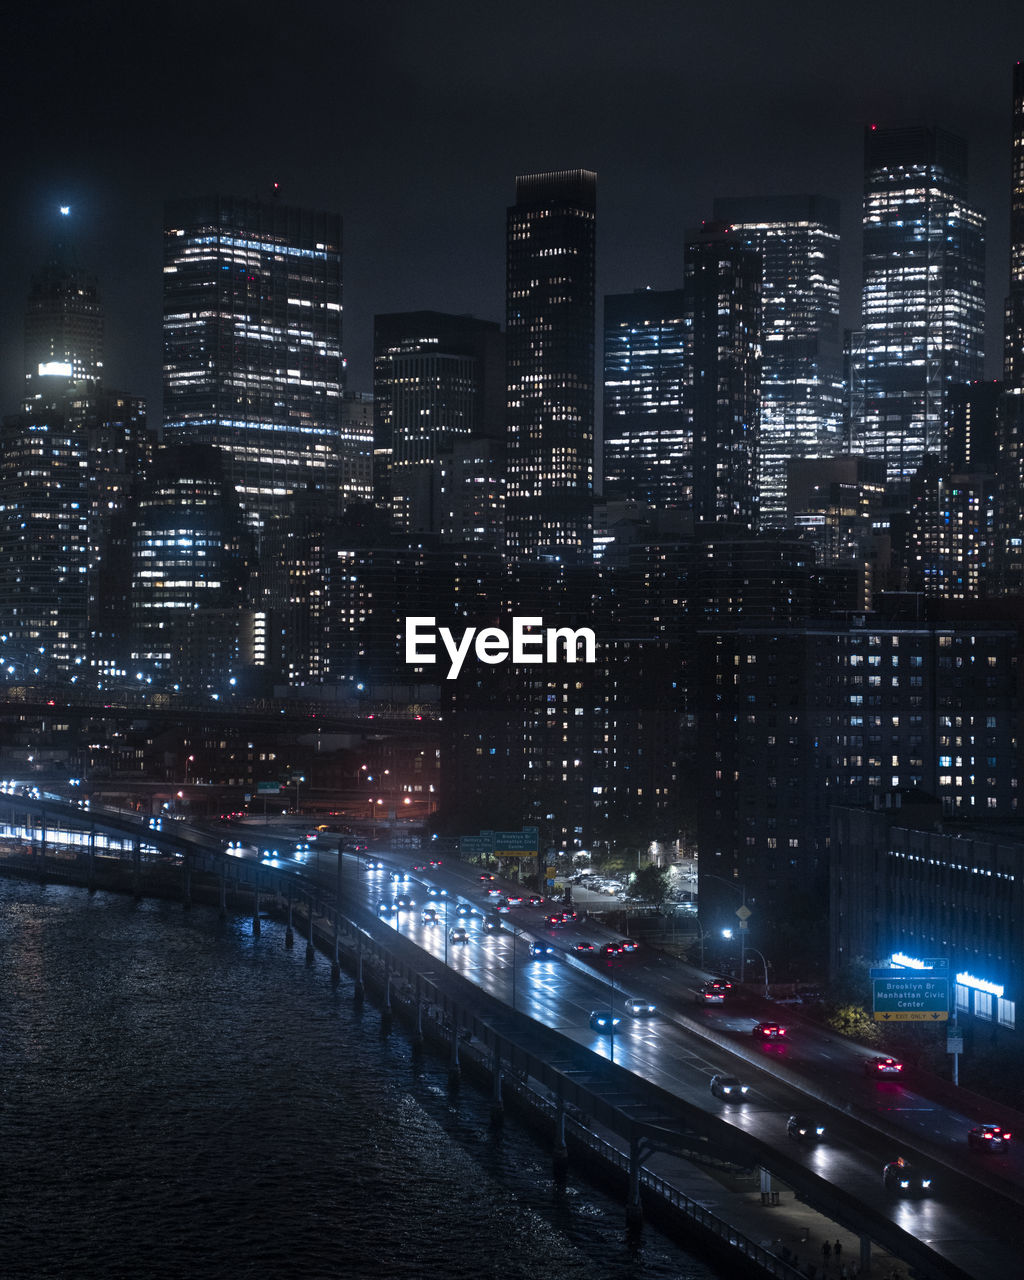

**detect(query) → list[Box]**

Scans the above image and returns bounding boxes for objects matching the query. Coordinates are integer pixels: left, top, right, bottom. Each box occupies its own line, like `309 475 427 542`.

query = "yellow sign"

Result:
873 1011 949 1023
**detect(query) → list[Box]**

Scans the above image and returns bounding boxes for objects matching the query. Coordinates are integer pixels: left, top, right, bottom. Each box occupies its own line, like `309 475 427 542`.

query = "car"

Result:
546 913 567 928
479 873 496 882
485 888 505 898
623 996 656 1017
589 1010 621 1032
530 941 555 958
364 860 385 871
864 1055 904 1077
600 941 624 957
968 1123 1012 1151
882 1158 932 1195
618 939 639 953
389 871 410 883
571 941 596 954
505 894 523 906
455 902 474 916
527 894 545 906
448 926 469 944
710 1074 749 1100
696 983 725 1003
752 1021 787 1040
395 895 415 910
787 1114 826 1142
377 900 396 916
412 862 428 871
482 915 502 933
429 859 443 868
494 901 511 914
708 977 732 992
421 908 439 924
559 908 578 923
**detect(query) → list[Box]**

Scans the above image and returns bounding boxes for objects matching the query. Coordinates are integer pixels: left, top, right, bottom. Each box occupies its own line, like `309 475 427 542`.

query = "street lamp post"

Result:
702 872 748 984
745 945 771 998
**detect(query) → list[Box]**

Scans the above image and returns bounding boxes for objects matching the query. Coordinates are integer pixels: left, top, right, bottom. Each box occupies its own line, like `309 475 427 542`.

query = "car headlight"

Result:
815 1127 825 1135
899 1180 910 1189
722 1086 732 1093
921 1179 931 1188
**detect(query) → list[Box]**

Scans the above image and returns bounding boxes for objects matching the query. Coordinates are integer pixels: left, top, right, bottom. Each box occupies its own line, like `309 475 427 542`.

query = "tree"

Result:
625 864 670 909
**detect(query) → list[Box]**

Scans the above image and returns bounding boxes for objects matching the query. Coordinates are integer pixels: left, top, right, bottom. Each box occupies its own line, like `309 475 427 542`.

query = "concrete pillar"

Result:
447 1015 461 1090
305 896 315 965
552 1095 568 1175
354 942 364 1003
626 1135 643 1230
490 1047 504 1126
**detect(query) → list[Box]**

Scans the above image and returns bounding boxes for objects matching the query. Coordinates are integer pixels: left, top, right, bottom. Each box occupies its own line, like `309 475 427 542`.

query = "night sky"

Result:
3 0 1023 419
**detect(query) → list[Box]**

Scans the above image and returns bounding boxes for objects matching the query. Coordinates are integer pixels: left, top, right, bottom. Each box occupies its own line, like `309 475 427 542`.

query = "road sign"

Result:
460 836 492 855
257 781 281 794
872 975 949 1022
493 829 539 852
736 904 751 921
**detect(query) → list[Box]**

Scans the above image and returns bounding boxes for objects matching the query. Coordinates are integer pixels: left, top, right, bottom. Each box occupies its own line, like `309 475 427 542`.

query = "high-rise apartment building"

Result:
603 288 690 508
713 196 842 529
505 170 596 563
853 126 985 486
372 311 504 535
162 195 345 529
683 223 762 529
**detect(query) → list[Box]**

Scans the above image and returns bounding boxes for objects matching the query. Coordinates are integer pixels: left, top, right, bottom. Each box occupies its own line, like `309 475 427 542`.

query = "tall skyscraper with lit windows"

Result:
683 223 762 529
1005 61 1024 388
713 196 842 529
603 288 690 508
852 126 984 487
162 195 345 528
505 170 596 563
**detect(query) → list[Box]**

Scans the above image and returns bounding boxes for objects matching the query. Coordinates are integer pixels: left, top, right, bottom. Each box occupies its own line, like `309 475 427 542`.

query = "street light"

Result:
745 945 771 998
294 774 305 813
703 872 749 984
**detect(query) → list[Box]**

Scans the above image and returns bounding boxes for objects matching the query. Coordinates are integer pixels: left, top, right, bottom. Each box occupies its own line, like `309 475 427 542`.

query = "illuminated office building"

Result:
1006 61 1024 388
853 126 985 486
505 170 596 563
603 288 690 507
683 223 762 529
339 391 374 507
372 312 504 535
129 444 253 693
162 195 345 528
713 196 842 529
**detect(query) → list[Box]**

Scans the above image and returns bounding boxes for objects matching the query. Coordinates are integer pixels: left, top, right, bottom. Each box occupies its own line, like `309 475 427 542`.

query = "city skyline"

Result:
3 2 1023 416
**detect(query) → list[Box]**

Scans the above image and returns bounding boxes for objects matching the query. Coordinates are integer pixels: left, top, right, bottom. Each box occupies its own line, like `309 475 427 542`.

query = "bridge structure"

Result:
0 789 999 1280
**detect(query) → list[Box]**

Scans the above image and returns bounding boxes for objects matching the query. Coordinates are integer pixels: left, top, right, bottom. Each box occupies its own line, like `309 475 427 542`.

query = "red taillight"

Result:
778 1028 786 1035
1004 1132 1012 1139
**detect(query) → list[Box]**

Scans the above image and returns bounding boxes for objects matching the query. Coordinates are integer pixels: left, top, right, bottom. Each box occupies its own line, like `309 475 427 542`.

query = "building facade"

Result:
714 196 843 530
603 288 690 508
162 195 345 530
505 170 597 563
683 223 762 529
852 126 985 487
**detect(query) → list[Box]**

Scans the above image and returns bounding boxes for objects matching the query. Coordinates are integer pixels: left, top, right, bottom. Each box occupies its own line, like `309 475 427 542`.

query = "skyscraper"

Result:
162 194 345 529
1005 61 1024 388
683 223 762 529
505 170 596 563
603 288 690 508
853 126 985 486
372 311 504 535
713 196 842 529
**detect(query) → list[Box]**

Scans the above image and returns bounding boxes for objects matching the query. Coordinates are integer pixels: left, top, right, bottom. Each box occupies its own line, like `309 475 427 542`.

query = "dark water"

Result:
0 880 717 1280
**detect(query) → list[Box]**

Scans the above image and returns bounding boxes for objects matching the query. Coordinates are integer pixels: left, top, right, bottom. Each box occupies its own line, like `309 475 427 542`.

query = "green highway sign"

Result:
257 781 282 794
872 975 949 1022
460 836 492 855
493 829 539 852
